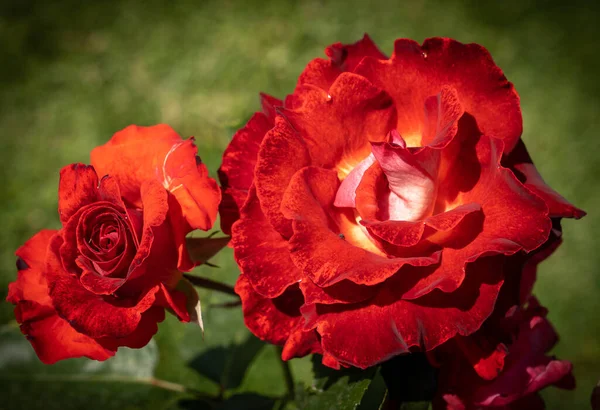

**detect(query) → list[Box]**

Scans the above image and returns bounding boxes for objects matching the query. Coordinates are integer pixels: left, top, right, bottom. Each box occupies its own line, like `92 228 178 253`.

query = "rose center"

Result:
335 130 439 223
98 225 119 250
79 207 131 269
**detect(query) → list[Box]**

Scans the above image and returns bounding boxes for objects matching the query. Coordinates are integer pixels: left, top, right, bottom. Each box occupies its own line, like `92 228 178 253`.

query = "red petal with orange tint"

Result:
300 277 379 306
232 187 302 298
235 275 320 361
325 34 387 72
58 164 100 225
15 301 114 364
295 34 387 95
162 139 220 231
255 116 311 238
502 139 586 220
281 328 322 362
334 153 376 208
98 306 166 350
8 230 114 364
157 284 190 322
120 180 180 292
91 124 179 206
281 73 396 173
48 233 159 339
355 38 522 151
219 112 271 190
90 124 219 232
302 256 504 369
219 110 275 234
281 167 440 287
403 129 551 299
8 230 57 307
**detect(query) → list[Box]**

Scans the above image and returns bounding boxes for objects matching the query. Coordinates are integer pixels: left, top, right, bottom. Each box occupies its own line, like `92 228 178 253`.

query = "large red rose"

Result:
7 124 220 364
220 35 584 370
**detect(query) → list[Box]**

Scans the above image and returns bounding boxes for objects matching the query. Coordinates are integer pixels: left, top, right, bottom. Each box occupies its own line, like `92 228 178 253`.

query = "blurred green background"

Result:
0 0 598 409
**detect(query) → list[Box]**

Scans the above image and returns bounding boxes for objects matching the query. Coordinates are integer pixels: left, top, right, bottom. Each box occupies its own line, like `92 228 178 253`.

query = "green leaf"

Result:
293 356 386 410
188 332 265 390
0 323 189 410
356 368 387 410
186 235 231 266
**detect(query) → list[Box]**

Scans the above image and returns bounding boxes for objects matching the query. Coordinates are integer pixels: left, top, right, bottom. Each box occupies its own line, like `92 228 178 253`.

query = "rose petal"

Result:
281 72 396 176
370 141 438 221
232 187 302 298
14 301 115 364
48 233 160 339
334 153 376 208
362 87 463 221
61 203 130 295
355 37 522 151
254 116 311 238
325 34 387 72
403 124 551 298
218 188 249 237
361 218 426 248
90 124 219 232
502 139 586 219
235 275 319 361
281 328 322 362
361 203 481 253
354 161 387 221
299 277 379 306
156 283 190 322
58 164 99 225
422 86 465 147
98 306 165 350
436 298 574 409
453 334 508 381
162 139 220 231
302 256 504 369
219 98 280 234
8 230 114 364
294 34 387 95
120 180 179 292
281 167 440 287
8 230 57 306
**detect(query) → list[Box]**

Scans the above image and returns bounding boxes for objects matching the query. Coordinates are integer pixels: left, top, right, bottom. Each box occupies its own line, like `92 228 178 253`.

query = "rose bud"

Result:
219 35 584 370
7 124 220 364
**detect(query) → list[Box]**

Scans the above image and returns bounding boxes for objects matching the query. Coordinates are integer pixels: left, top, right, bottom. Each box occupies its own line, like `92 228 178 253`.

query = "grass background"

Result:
0 0 598 409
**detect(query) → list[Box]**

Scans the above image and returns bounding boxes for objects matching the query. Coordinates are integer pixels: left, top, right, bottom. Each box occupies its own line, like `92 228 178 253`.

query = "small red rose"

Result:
7 124 220 364
220 35 584 371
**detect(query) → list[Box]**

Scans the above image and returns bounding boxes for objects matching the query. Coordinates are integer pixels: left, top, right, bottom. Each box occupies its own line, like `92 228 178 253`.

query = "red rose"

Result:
433 228 575 409
220 35 584 369
7 124 220 364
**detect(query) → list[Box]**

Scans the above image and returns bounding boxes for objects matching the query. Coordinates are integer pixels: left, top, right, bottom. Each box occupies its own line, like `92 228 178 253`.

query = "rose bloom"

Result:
7 125 220 364
432 227 575 409
220 34 584 386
